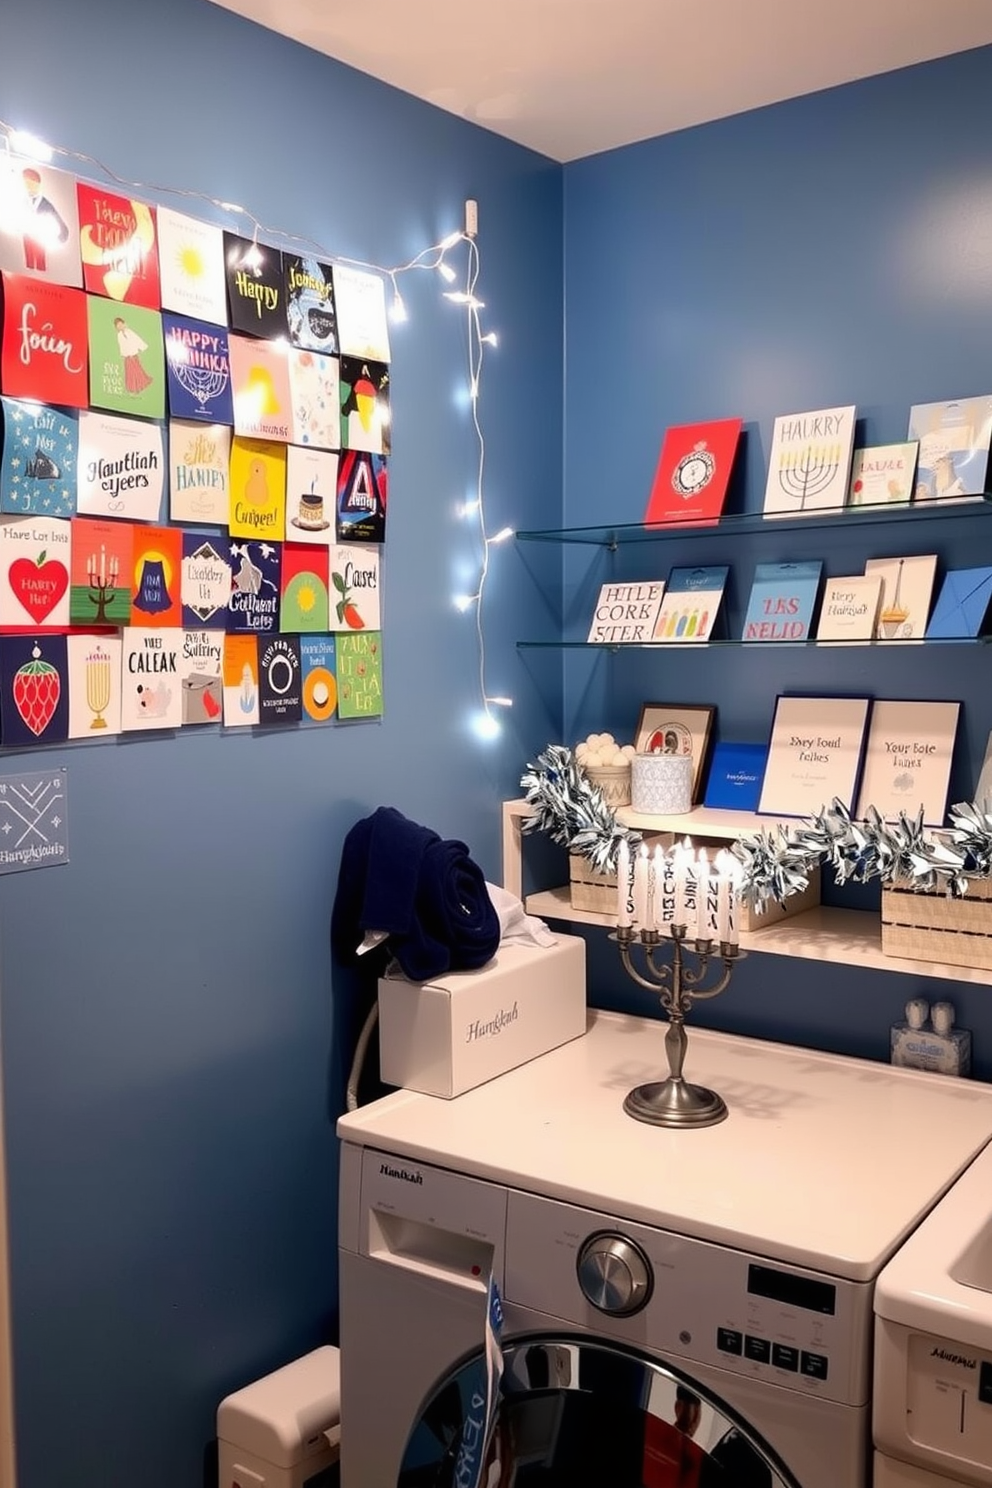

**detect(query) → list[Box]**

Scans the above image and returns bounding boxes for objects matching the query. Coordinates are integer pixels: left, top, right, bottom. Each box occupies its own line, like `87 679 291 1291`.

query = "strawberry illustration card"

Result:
336 631 382 719
67 633 122 737
168 419 231 525
333 265 390 362
226 540 280 634
285 255 338 353
181 536 231 629
286 445 336 542
0 158 82 285
0 516 71 629
120 628 183 731
1 398 77 517
280 543 329 632
257 634 302 726
0 635 68 745
77 185 160 308
1 274 89 408
229 334 292 442
337 450 386 544
157 208 227 325
229 436 286 540
222 633 259 727
223 232 286 340
163 313 233 424
339 356 390 455
76 411 164 522
180 630 224 725
69 517 132 625
329 543 380 632
87 298 165 420
288 347 340 449
300 634 337 722
130 525 182 626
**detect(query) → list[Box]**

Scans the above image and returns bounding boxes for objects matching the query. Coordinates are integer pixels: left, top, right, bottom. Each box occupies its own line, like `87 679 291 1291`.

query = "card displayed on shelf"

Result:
285 254 338 354
168 419 231 526
120 627 184 732
848 442 918 506
0 515 72 629
0 634 69 746
0 158 82 285
340 356 390 455
337 630 382 718
336 450 385 544
742 561 821 642
330 544 380 632
286 445 337 542
181 535 231 629
300 634 337 721
926 566 992 640
289 347 340 449
763 404 856 518
758 694 871 817
855 698 960 826
651 566 727 642
87 298 165 421
258 634 303 726
76 411 165 523
333 264 390 363
77 186 160 307
180 629 224 725
1 398 77 518
643 417 742 528
703 742 769 812
222 633 259 727
130 525 182 627
280 544 329 632
223 232 286 340
227 539 281 635
67 634 122 737
163 313 233 424
1 274 90 408
229 334 292 442
908 396 992 502
586 581 665 644
816 574 882 642
229 437 287 541
863 554 937 641
157 208 228 325
69 517 132 626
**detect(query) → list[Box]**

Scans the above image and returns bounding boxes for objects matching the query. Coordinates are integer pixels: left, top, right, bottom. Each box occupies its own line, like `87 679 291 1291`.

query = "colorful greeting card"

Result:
229 436 286 540
69 517 132 625
280 544 329 632
0 158 82 285
742 561 822 642
0 516 72 629
67 634 122 737
180 630 224 724
329 544 380 632
162 312 233 424
1 398 77 517
586 581 665 644
156 208 228 324
226 540 281 635
651 566 728 642
815 575 883 642
87 298 165 420
223 232 286 339
286 445 336 541
288 347 340 448
333 265 390 362
0 635 68 745
336 450 386 544
76 411 164 522
644 418 742 527
229 333 292 441
181 536 232 628
855 699 960 826
337 631 382 719
130 525 182 627
340 356 390 454
848 442 918 506
908 396 992 501
257 634 302 726
864 555 938 641
763 405 857 517
1 273 89 408
120 628 183 731
222 633 259 726
285 255 338 353
300 634 337 722
77 185 160 307
168 419 231 525
926 567 992 640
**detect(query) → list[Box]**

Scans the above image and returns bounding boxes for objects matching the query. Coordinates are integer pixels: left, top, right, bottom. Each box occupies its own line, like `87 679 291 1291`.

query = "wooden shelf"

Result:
614 804 788 838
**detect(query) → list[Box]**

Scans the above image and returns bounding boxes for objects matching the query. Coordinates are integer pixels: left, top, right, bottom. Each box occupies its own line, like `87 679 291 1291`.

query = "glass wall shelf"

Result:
517 636 990 650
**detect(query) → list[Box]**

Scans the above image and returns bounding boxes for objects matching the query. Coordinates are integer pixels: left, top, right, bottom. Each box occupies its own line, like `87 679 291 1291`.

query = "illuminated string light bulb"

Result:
488 527 514 545
453 593 477 612
9 130 52 162
481 332 498 348
437 261 457 283
486 697 513 709
440 230 463 250
460 498 481 518
444 291 485 309
389 290 407 323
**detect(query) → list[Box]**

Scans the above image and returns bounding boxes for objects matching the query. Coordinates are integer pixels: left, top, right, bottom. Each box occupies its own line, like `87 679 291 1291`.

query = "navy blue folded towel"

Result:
331 805 500 981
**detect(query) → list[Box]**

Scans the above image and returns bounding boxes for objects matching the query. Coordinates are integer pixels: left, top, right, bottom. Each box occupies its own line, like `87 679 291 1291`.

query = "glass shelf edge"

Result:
516 637 990 650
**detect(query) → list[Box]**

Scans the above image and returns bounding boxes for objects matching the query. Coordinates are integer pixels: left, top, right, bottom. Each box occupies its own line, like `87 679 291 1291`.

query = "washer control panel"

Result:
905 1328 992 1475
577 1232 653 1315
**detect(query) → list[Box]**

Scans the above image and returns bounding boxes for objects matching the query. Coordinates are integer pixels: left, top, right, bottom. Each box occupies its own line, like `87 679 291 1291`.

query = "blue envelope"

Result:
926 567 992 639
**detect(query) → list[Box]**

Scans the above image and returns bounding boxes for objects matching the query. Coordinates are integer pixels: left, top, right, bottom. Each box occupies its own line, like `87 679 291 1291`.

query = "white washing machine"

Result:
337 1009 992 1487
875 1138 992 1486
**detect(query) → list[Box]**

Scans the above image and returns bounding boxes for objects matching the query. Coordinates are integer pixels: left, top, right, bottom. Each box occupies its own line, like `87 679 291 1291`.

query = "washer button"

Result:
744 1335 771 1364
772 1344 799 1372
717 1328 743 1356
801 1350 829 1380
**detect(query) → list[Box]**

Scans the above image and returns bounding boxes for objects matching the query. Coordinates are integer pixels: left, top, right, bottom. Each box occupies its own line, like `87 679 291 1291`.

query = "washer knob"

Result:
576 1232 653 1316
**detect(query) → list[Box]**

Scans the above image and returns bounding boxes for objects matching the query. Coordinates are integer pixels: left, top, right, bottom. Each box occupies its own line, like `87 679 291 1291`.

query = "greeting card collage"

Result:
0 156 388 746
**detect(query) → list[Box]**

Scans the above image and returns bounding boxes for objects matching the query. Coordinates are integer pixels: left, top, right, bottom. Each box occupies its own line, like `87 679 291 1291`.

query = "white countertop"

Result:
338 1010 992 1281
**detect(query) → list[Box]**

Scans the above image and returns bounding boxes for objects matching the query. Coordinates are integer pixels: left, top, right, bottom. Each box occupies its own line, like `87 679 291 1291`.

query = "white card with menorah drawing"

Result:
763 404 856 518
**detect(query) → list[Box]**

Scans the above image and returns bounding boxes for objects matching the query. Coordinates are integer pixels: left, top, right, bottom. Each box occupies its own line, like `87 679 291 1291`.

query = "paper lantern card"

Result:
168 419 231 526
339 356 389 455
1 398 77 518
0 158 82 286
77 185 160 307
285 254 338 354
0 515 72 629
157 208 227 325
223 232 286 340
1 273 89 408
76 411 164 523
288 347 339 449
87 298 165 420
163 312 233 424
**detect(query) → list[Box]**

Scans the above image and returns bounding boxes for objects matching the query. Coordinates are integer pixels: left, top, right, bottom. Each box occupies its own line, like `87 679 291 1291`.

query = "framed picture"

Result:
854 698 960 826
758 694 871 818
635 702 716 803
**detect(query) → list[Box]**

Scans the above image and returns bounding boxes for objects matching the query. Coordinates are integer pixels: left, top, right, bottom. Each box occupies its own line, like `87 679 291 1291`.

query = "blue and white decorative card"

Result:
742 561 822 641
0 766 69 874
652 566 728 642
703 742 769 812
926 567 992 640
1 398 77 517
163 313 233 425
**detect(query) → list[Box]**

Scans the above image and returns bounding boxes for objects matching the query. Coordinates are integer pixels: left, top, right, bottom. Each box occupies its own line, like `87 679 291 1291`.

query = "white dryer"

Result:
337 1010 992 1488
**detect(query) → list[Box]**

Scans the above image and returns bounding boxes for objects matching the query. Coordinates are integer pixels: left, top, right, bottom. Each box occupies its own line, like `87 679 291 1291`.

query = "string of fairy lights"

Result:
0 124 512 740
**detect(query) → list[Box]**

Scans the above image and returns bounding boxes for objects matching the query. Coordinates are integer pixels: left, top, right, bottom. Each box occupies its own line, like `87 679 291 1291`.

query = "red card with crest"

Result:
644 418 742 529
77 185 160 308
1 274 90 408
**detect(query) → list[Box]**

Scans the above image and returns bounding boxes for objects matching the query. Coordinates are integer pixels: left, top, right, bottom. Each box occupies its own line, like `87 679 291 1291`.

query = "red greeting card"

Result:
1 273 89 408
644 417 742 528
77 184 160 308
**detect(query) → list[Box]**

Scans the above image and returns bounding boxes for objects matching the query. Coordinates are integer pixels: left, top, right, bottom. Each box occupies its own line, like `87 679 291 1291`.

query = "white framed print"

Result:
854 698 960 826
758 695 871 817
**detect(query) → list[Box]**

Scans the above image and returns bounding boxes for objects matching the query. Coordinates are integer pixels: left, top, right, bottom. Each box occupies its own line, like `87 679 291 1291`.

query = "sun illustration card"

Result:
223 633 259 727
157 209 227 325
0 635 68 746
337 450 386 543
87 298 165 420
288 347 340 449
229 334 292 442
336 631 382 719
76 411 164 523
280 544 329 632
1 273 89 409
169 419 231 525
120 628 183 732
223 232 286 340
181 535 231 629
333 264 390 362
69 517 132 625
226 540 280 635
286 445 336 542
229 436 286 540
129 525 182 627
67 634 122 737
258 634 302 726
1 399 77 518
300 634 337 722
163 313 232 424
77 185 160 308
0 516 71 629
329 544 379 633
181 630 224 725
339 356 390 455
285 254 338 354
0 157 82 286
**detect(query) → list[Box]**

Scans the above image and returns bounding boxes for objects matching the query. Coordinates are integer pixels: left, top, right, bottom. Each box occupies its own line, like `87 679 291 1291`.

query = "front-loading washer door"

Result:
398 1334 800 1488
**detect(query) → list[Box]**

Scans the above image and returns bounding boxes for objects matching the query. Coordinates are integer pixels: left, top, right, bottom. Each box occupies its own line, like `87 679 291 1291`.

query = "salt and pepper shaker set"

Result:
890 997 972 1077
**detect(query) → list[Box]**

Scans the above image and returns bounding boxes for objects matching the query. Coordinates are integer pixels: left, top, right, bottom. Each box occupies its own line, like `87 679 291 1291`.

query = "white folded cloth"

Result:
485 882 558 948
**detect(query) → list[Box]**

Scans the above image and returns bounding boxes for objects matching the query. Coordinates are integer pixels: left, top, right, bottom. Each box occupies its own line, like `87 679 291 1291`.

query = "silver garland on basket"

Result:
520 744 641 875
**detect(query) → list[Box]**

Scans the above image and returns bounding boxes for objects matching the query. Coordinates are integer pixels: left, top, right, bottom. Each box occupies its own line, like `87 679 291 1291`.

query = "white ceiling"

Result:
210 0 992 162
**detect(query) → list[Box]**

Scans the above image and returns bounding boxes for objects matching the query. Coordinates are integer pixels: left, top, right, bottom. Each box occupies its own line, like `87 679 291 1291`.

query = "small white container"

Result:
631 752 692 814
217 1346 341 1488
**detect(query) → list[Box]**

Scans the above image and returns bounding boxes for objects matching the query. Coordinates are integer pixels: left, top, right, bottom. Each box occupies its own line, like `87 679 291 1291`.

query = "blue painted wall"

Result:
0 3 562 1485
560 47 992 1077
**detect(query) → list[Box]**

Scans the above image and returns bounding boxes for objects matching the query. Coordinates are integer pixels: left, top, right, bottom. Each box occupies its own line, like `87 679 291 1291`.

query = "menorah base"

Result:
623 1077 728 1129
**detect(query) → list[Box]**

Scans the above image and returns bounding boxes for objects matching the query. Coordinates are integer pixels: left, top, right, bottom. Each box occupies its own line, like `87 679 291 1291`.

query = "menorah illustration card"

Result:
69 517 132 625
762 404 856 518
339 357 390 455
336 631 382 719
286 444 337 543
1 273 90 408
285 254 338 354
848 442 918 506
258 634 303 727
76 411 164 522
300 634 338 722
908 395 992 501
229 333 292 442
129 525 182 627
168 419 232 525
229 436 286 540
0 515 72 630
336 450 386 544
651 565 728 642
333 264 390 363
855 699 960 826
0 634 69 746
644 417 742 528
157 208 228 325
226 539 281 635
288 347 340 449
742 561 822 642
329 544 380 632
222 633 259 727
863 554 938 641
1 398 77 518
280 543 329 633
87 298 165 421
76 185 160 309
180 630 224 725
0 158 82 286
816 574 883 642
222 232 286 340
120 628 184 732
162 313 233 424
67 634 122 737
181 535 232 629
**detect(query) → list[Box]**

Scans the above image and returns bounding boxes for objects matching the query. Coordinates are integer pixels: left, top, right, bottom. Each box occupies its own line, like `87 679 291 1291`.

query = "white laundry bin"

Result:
217 1345 341 1488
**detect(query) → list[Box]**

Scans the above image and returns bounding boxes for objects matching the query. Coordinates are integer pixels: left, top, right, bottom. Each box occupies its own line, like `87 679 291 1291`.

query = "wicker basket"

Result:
583 763 631 808
881 877 992 971
738 869 820 934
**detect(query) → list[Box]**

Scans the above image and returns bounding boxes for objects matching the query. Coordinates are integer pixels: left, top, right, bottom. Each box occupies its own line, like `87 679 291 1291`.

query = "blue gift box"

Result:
703 742 769 812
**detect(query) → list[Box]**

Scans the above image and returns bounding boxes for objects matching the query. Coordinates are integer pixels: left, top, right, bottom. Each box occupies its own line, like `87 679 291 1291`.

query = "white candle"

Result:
715 849 731 945
633 844 650 930
694 848 709 941
99 545 106 586
727 858 742 948
652 844 666 930
616 838 631 928
673 838 691 929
